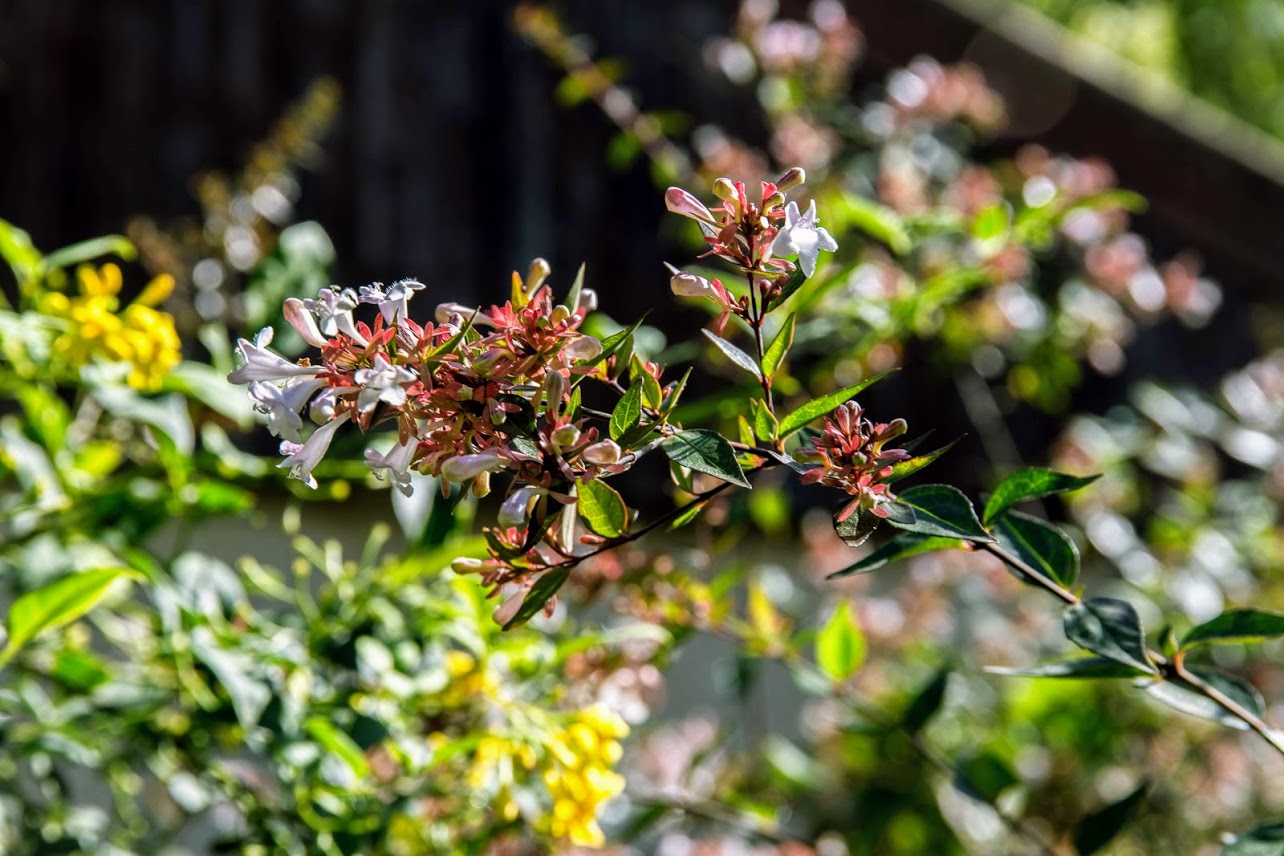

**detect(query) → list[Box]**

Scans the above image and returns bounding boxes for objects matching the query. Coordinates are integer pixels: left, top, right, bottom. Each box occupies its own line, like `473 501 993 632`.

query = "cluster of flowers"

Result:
798 401 910 522
42 263 181 390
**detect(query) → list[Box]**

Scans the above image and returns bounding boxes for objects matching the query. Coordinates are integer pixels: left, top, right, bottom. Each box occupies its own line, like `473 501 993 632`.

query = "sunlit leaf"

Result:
884 484 992 542
702 329 762 380
990 510 1079 589
762 313 796 378
816 602 865 682
883 438 959 484
777 370 896 437
1182 609 1284 649
0 568 138 666
986 657 1150 679
576 479 628 539
609 382 643 441
1063 598 1156 675
982 468 1100 524
503 567 571 630
660 429 750 488
1145 666 1264 730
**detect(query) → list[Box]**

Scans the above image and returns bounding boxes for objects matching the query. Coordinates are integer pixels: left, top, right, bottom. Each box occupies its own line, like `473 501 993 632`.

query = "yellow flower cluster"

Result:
42 263 181 390
542 705 628 848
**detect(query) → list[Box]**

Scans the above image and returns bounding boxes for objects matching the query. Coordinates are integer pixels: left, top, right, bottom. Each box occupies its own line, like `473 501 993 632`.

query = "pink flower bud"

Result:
499 487 538 528
665 187 716 222
582 439 622 466
283 298 330 348
493 588 526 626
440 452 506 483
542 371 566 420
451 557 485 574
776 166 806 191
670 271 716 299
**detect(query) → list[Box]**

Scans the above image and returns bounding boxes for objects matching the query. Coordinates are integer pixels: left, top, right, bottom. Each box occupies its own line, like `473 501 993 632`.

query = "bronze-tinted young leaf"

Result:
990 509 1080 589
777 370 897 438
1073 782 1148 856
902 669 950 733
762 313 796 378
828 531 962 578
1182 609 1284 650
982 468 1100 524
883 438 959 484
660 429 751 488
609 382 643 441
702 329 763 380
986 657 1150 679
576 480 628 538
1223 821 1284 856
1063 598 1157 675
885 484 992 543
503 566 571 629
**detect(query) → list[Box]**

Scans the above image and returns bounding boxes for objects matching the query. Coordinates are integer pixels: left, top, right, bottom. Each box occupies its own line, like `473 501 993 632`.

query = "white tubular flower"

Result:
304 287 368 345
228 327 324 384
775 199 838 277
670 271 717 299
249 377 328 442
581 439 622 466
277 412 350 489
434 302 494 327
283 297 330 348
440 451 507 483
564 335 602 361
576 288 599 313
360 279 425 323
498 485 540 529
365 435 420 497
353 354 417 413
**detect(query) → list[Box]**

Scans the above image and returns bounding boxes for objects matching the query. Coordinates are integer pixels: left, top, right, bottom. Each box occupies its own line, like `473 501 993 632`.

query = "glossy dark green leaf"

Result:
832 504 884 548
1145 666 1264 729
702 329 763 380
953 751 1017 804
777 370 896 438
982 468 1100 524
883 438 959 484
1182 609 1284 649
609 382 643 441
766 268 807 312
986 656 1150 679
1223 821 1284 856
1064 598 1156 675
576 480 628 539
762 313 796 378
885 484 992 543
503 567 571 630
1073 782 1148 856
991 509 1080 589
902 669 949 733
828 531 963 578
660 429 750 488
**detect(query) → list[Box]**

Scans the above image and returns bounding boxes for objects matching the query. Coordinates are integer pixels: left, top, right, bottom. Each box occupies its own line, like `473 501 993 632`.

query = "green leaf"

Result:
576 480 628 539
990 510 1080 589
660 430 750 488
762 313 795 378
766 268 807 312
1182 609 1284 649
982 468 1100 524
564 262 586 312
816 602 865 682
39 235 136 274
883 438 959 484
836 192 911 255
0 218 41 282
953 751 1017 804
1224 821 1284 856
986 656 1150 679
702 329 762 380
1145 666 1264 730
1073 782 1148 856
1063 598 1157 675
885 484 992 542
0 568 138 666
503 566 572 629
306 716 372 777
749 398 778 442
609 382 643 441
832 504 885 548
902 669 949 733
827 532 962 578
972 202 1009 243
777 370 896 437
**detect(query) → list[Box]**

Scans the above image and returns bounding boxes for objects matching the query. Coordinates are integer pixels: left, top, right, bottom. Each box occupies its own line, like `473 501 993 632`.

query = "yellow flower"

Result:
541 705 629 848
42 263 181 391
